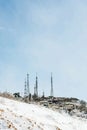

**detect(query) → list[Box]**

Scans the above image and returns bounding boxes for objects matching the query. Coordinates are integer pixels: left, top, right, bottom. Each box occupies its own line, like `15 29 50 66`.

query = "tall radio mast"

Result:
50 72 53 97
27 73 30 97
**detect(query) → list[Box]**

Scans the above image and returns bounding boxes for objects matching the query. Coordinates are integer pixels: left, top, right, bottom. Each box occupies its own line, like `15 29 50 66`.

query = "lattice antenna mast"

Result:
50 72 53 97
27 73 30 96
24 79 27 97
34 84 36 96
36 73 38 97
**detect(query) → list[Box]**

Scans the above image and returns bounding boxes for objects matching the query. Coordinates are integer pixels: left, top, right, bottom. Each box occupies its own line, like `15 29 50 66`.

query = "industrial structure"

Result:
27 73 30 97
50 73 54 97
33 74 38 99
24 73 54 100
24 73 30 100
24 79 27 97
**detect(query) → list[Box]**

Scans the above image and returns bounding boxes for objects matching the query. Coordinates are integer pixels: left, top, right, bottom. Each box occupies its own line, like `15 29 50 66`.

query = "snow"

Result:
0 97 87 130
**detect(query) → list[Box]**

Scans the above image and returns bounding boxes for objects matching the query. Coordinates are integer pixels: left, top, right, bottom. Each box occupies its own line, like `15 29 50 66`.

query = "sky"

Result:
0 0 87 101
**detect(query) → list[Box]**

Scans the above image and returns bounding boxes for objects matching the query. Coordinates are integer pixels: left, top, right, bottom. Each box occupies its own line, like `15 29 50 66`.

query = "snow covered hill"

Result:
0 97 87 130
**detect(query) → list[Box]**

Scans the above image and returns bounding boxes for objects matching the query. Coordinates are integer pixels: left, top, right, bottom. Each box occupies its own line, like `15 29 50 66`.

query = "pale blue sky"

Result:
0 0 87 100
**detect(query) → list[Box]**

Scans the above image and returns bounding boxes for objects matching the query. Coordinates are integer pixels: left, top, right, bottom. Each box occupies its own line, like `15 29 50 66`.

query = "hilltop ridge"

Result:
0 96 87 130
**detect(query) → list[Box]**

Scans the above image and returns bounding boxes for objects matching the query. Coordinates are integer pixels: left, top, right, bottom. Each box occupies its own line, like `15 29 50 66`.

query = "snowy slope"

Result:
0 97 87 130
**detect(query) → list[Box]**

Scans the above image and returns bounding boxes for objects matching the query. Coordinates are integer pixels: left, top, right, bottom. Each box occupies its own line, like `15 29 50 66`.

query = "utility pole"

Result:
50 72 53 97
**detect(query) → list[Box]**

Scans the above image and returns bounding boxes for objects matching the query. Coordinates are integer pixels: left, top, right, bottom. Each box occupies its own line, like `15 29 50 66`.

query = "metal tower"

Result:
24 79 27 97
36 73 38 97
27 73 30 96
50 72 53 97
34 84 36 96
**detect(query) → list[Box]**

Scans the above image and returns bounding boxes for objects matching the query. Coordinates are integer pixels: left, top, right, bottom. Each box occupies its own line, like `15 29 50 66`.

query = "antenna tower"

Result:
36 73 38 97
24 79 27 97
50 72 53 97
27 73 30 96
